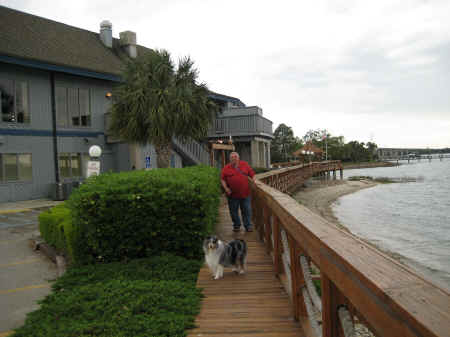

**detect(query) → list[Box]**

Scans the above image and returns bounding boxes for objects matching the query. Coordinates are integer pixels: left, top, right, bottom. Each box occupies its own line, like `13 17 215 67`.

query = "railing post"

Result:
264 206 272 254
258 202 265 241
288 237 307 322
251 189 257 226
322 274 347 337
272 215 281 275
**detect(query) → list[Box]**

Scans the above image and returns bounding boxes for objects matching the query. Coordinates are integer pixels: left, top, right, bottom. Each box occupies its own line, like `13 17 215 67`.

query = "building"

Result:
377 148 423 160
0 6 273 202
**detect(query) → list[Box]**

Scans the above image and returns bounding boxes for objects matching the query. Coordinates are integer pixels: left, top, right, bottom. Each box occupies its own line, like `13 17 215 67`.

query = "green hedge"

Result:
11 254 203 337
65 165 220 264
39 204 80 263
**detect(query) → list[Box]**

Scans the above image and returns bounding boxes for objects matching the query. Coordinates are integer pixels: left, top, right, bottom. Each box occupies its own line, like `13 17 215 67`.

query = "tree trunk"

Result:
155 142 172 168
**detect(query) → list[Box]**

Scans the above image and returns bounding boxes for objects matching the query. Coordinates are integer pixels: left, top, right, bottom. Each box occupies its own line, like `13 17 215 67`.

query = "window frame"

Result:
58 152 86 179
0 78 30 125
55 86 91 128
0 153 33 183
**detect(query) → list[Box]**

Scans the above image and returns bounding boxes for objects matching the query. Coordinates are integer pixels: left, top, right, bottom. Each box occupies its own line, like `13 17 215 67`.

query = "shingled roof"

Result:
0 6 152 78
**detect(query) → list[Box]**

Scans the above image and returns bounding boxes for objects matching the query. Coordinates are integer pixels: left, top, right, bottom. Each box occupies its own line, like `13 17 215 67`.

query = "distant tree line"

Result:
414 148 450 155
270 125 378 163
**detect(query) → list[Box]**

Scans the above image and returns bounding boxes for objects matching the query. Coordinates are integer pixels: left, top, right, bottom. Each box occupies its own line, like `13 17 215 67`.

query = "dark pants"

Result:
227 196 252 230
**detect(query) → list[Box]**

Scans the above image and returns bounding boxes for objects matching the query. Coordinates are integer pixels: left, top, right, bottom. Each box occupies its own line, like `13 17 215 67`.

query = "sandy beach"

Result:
293 178 378 231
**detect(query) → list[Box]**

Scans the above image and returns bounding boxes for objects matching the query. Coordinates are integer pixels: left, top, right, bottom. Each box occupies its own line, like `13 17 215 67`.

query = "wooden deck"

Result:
188 198 305 337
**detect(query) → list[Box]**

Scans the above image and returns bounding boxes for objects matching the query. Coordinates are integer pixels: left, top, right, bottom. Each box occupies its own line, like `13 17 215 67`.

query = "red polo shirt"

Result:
221 161 255 199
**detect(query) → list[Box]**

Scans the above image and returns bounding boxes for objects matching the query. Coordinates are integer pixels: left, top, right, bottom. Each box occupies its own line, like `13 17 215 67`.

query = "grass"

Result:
11 254 203 337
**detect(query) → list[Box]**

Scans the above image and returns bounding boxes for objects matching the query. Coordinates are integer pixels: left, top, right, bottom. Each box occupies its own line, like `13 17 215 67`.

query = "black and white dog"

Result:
203 236 248 280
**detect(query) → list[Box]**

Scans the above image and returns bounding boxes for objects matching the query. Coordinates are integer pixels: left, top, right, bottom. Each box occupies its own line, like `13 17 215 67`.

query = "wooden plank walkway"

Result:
188 197 305 337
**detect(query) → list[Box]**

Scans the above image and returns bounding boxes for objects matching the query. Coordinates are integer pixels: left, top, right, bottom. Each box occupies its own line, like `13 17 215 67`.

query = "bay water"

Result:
332 157 450 291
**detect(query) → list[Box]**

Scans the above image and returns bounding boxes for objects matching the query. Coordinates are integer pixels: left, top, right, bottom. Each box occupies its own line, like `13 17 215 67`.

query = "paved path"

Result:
188 198 305 337
0 201 59 336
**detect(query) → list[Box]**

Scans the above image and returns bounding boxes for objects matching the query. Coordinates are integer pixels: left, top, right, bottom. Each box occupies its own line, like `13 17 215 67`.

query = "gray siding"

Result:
0 63 125 202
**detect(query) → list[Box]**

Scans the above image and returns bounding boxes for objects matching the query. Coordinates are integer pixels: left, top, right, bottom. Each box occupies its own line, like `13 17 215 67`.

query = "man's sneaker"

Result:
233 227 241 232
245 227 253 232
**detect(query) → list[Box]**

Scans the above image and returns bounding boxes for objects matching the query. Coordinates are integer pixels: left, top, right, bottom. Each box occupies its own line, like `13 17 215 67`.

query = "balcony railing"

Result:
208 114 273 138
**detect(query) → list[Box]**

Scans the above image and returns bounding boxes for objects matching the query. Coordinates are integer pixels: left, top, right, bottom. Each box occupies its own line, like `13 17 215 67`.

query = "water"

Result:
332 158 450 291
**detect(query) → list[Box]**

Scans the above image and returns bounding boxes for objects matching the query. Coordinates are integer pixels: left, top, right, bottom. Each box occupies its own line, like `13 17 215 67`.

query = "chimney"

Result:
120 31 137 58
100 20 112 48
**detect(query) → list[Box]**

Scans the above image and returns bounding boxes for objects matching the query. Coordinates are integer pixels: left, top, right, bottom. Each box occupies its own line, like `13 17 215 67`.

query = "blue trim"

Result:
0 128 103 137
0 55 122 82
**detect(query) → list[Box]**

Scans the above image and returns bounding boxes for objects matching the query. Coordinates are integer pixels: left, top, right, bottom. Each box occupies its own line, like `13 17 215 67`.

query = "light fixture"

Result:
105 92 112 98
89 145 102 158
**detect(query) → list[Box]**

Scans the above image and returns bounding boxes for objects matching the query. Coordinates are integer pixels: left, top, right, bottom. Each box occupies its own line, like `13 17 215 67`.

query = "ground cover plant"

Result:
11 254 203 337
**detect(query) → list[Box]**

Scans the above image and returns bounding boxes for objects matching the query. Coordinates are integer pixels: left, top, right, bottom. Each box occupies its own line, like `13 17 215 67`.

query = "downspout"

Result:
50 72 62 200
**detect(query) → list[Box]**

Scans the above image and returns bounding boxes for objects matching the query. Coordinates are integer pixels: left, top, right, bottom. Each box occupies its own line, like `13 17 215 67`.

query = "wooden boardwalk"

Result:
188 198 305 337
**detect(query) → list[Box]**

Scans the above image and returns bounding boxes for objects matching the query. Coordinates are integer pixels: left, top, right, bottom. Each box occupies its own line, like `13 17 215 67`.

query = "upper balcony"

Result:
105 106 274 144
208 107 273 139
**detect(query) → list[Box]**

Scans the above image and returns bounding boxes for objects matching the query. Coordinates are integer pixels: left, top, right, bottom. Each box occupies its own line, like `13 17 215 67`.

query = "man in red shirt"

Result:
221 152 256 232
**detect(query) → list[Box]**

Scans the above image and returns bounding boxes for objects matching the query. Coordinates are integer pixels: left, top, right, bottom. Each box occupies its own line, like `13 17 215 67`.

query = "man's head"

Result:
230 152 240 166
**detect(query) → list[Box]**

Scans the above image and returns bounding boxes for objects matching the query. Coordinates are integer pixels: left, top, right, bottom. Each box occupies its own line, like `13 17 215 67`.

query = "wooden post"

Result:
264 206 272 254
221 149 226 168
288 236 308 321
258 201 265 241
210 148 214 167
273 215 281 275
251 192 257 227
322 274 347 337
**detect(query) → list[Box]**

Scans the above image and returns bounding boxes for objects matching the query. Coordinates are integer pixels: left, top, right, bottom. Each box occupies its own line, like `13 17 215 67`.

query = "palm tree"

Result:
109 49 217 168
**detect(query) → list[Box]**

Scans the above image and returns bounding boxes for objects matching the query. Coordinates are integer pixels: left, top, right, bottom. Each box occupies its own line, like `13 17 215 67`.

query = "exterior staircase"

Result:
172 137 210 166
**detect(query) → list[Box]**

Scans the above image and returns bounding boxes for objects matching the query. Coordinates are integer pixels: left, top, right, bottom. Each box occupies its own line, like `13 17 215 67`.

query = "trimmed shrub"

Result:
67 165 220 264
39 204 81 262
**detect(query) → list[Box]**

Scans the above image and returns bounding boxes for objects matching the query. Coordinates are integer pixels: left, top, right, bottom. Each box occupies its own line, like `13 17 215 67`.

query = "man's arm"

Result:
221 179 231 195
247 163 256 181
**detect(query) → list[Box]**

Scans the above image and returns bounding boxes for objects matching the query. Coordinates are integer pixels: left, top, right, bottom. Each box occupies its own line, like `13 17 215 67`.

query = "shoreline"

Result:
292 178 450 292
343 161 398 169
293 178 378 231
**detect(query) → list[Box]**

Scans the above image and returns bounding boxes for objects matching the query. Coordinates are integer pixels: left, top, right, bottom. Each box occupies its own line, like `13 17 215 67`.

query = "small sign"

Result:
145 156 151 169
87 160 100 177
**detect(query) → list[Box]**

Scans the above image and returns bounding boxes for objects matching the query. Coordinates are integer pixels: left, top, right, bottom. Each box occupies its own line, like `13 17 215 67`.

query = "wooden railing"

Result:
250 162 450 337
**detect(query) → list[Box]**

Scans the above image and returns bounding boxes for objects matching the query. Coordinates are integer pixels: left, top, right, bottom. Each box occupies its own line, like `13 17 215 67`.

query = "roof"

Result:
292 142 323 157
209 91 245 107
0 6 152 78
0 5 246 103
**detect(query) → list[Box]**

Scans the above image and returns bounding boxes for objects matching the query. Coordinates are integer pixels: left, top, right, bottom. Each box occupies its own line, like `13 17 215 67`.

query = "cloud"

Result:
2 0 449 147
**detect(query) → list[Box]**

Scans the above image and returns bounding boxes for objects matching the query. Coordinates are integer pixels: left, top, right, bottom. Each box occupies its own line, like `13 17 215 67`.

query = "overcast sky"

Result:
3 0 450 148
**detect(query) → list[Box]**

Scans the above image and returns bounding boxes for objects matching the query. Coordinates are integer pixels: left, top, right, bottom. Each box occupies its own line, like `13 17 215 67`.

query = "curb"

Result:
0 209 33 215
29 237 67 277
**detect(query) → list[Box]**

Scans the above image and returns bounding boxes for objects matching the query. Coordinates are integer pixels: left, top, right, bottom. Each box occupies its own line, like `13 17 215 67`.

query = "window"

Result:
0 79 30 124
56 87 91 127
0 153 32 182
59 153 83 178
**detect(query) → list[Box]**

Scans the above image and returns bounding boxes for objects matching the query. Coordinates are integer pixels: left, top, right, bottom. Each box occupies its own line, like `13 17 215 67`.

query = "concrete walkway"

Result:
0 199 61 336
